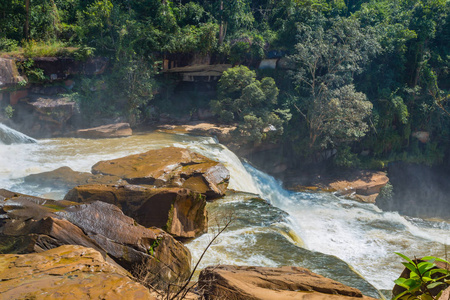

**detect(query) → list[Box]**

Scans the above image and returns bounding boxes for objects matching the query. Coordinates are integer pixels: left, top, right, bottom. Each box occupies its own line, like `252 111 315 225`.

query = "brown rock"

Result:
440 286 450 300
64 184 207 238
198 265 378 300
76 122 132 138
0 190 192 286
0 245 155 300
287 170 389 204
158 122 236 143
57 200 192 282
0 58 25 88
24 166 127 189
91 147 230 198
28 96 76 125
9 89 28 105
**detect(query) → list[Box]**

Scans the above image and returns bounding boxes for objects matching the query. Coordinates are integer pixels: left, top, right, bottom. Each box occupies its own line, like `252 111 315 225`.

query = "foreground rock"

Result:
0 189 191 286
24 166 127 189
92 147 230 198
76 122 132 138
65 185 207 238
198 265 378 300
0 245 154 300
286 170 389 203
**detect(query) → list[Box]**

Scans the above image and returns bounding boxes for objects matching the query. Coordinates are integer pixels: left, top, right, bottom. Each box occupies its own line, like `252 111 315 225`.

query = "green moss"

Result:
165 204 174 232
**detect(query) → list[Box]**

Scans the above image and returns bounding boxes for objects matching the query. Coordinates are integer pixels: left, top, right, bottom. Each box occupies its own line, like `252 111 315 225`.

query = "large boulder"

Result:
64 184 207 239
24 166 127 189
91 147 230 198
56 200 192 281
198 265 379 300
76 122 132 138
0 189 192 286
28 96 76 126
0 245 155 300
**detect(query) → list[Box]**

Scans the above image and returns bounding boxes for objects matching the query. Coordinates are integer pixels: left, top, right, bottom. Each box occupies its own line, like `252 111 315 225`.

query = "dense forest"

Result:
1 0 449 169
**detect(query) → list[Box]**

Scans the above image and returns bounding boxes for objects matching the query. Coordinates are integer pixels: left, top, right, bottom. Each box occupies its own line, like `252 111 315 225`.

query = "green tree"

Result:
211 65 289 142
291 16 379 150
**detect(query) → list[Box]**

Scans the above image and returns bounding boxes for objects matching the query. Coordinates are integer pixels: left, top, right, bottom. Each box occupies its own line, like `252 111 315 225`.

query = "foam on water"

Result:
244 163 449 289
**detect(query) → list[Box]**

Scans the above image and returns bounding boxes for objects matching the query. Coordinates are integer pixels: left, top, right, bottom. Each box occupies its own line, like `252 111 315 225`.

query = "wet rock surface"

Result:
91 146 230 198
0 245 154 300
64 185 207 238
286 170 389 203
198 265 379 300
0 189 191 286
158 122 237 143
76 122 133 138
24 166 127 189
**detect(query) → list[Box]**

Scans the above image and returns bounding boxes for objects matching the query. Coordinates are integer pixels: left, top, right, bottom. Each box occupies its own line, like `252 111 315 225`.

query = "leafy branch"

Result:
394 253 450 300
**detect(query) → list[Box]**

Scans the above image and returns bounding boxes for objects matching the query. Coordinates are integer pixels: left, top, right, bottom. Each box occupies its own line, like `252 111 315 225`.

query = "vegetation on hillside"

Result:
1 0 449 168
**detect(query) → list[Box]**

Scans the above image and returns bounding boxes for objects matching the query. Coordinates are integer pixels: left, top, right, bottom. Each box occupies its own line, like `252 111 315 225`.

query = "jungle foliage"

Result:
1 0 449 165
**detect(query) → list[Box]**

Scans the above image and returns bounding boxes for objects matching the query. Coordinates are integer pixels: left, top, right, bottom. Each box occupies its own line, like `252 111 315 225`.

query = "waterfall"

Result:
0 123 37 145
0 130 447 295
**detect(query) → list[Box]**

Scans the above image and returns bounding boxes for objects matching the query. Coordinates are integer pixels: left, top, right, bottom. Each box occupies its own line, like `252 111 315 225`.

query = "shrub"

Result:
393 253 450 300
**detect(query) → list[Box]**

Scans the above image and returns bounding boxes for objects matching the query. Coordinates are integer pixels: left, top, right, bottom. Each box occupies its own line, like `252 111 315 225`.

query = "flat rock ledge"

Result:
91 146 230 199
76 122 132 138
286 170 389 203
0 245 155 300
24 166 127 188
198 265 379 300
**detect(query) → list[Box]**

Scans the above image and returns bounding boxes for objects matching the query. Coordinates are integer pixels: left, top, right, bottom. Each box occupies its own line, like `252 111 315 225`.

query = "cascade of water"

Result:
244 163 450 289
0 123 37 145
0 131 448 293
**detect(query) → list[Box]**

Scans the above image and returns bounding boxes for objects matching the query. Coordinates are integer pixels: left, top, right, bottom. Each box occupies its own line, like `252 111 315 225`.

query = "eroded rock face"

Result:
76 122 132 138
64 185 207 238
0 245 154 300
24 166 127 189
56 200 192 279
0 190 191 286
28 97 76 126
198 265 379 300
91 147 230 198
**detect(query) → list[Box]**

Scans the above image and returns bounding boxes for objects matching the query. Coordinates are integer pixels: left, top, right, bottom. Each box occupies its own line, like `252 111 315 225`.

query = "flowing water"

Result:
0 124 449 297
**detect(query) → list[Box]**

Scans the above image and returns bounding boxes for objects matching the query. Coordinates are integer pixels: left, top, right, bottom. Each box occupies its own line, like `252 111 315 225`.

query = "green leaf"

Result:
426 281 445 289
418 262 436 275
393 290 409 300
421 256 437 262
396 252 416 265
429 268 450 276
403 262 419 274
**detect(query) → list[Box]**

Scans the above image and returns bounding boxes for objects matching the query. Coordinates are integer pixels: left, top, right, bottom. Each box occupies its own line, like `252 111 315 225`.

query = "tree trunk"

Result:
24 0 30 40
218 0 224 45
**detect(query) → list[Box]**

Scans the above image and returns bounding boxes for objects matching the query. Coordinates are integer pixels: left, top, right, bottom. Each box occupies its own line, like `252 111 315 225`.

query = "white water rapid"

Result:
0 123 37 145
0 129 448 297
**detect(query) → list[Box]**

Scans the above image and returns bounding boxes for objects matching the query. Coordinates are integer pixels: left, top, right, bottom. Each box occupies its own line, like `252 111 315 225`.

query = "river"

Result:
1 127 449 297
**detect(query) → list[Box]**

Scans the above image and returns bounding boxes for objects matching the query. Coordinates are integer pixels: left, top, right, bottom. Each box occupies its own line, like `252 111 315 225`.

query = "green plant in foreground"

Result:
394 253 450 300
